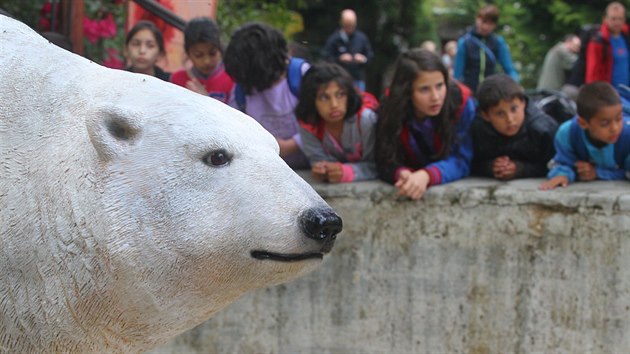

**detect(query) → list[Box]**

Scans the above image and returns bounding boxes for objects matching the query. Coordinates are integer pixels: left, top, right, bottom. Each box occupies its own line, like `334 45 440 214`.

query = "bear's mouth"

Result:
250 250 323 262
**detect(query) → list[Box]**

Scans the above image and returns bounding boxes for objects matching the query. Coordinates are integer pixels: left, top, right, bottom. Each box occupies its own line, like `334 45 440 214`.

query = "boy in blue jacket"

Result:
540 81 630 190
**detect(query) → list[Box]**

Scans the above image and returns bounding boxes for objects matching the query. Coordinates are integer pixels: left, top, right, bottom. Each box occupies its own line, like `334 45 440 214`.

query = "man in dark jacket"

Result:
471 74 558 180
322 9 373 91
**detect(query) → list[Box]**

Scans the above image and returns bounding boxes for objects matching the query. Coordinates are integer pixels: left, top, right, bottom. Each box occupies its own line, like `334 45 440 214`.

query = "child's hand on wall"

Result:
310 162 343 183
575 161 596 181
324 162 343 183
311 162 328 182
539 175 569 190
492 156 517 180
395 169 430 200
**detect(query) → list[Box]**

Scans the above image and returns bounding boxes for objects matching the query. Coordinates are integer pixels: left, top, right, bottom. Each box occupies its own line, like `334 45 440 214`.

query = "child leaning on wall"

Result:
295 62 378 183
540 81 630 190
170 17 234 103
470 74 558 180
224 22 310 170
375 48 476 200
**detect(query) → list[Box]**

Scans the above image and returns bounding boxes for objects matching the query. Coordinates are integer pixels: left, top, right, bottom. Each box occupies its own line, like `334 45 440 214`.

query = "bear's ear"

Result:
86 106 143 161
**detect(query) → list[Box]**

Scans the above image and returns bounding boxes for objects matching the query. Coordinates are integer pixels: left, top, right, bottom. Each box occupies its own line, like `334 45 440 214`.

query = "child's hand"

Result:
492 156 508 176
575 161 596 181
539 175 569 190
276 138 299 157
394 169 430 200
492 156 517 180
339 53 353 63
311 162 327 182
353 53 367 63
324 162 343 183
186 77 208 95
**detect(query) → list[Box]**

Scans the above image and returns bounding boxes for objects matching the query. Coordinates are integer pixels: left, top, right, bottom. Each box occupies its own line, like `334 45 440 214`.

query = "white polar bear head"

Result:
0 15 341 352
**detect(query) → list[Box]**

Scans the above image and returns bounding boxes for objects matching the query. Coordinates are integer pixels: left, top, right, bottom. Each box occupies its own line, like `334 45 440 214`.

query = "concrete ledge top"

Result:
296 170 630 213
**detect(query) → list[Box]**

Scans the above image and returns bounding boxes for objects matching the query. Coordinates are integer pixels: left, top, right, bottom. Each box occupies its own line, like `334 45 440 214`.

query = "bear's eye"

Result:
203 149 231 167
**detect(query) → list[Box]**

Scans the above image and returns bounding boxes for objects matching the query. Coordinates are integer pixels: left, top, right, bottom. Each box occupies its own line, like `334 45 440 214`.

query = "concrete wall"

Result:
152 175 630 354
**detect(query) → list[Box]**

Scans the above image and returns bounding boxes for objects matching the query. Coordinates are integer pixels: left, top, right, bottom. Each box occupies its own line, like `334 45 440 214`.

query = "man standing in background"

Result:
585 1 630 88
537 34 581 91
322 9 374 91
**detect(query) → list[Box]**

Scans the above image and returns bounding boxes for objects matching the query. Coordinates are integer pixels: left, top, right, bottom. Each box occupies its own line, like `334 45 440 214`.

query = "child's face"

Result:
315 81 348 124
475 17 497 37
446 45 457 57
187 42 222 76
126 28 161 72
578 103 624 144
481 97 526 137
411 71 446 119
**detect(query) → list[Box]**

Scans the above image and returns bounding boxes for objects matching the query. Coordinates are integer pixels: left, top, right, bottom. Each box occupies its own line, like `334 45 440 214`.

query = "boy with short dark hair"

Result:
471 74 559 180
540 81 630 190
224 22 311 170
170 17 234 103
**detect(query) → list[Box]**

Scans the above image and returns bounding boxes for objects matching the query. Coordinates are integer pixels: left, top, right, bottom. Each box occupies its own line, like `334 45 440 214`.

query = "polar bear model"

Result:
0 15 341 353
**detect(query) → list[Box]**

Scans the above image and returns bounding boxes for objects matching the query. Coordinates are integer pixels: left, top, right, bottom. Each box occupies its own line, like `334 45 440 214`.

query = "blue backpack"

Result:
233 57 306 112
617 84 630 116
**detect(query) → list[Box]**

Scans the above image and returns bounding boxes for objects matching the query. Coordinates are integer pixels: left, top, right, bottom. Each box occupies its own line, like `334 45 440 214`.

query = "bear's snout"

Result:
299 208 342 253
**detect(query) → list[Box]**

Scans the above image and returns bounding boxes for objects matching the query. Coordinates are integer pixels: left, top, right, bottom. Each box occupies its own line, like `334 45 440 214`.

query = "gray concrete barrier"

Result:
153 174 630 354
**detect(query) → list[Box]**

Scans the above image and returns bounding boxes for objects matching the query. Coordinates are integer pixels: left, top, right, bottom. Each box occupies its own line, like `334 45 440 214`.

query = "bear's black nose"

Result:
299 207 342 252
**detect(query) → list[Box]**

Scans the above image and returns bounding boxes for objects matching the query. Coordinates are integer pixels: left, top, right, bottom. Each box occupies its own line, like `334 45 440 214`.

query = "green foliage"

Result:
1 0 125 67
495 1 541 88
216 0 305 42
0 0 43 28
417 1 440 46
452 0 630 88
83 0 126 68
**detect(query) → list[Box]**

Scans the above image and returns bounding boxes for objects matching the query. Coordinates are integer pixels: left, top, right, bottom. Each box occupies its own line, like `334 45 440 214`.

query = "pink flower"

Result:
83 16 101 44
103 48 124 69
40 2 52 13
38 1 60 31
83 13 117 44
131 0 176 45
98 13 117 39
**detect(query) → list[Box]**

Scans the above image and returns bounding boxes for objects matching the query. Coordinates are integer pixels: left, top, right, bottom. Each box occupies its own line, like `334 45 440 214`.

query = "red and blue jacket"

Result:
548 116 630 182
298 107 378 183
381 82 476 186
585 23 630 84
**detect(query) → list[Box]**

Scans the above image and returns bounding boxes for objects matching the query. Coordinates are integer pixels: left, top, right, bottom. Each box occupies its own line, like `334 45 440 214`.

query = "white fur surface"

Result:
0 15 331 353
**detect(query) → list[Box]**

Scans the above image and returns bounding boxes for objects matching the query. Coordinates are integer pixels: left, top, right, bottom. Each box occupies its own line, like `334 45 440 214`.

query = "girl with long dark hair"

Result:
375 48 476 200
124 20 170 81
295 63 378 183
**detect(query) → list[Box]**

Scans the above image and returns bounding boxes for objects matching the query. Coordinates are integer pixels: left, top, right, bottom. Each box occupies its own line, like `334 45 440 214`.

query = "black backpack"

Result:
526 89 577 124
566 24 601 87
